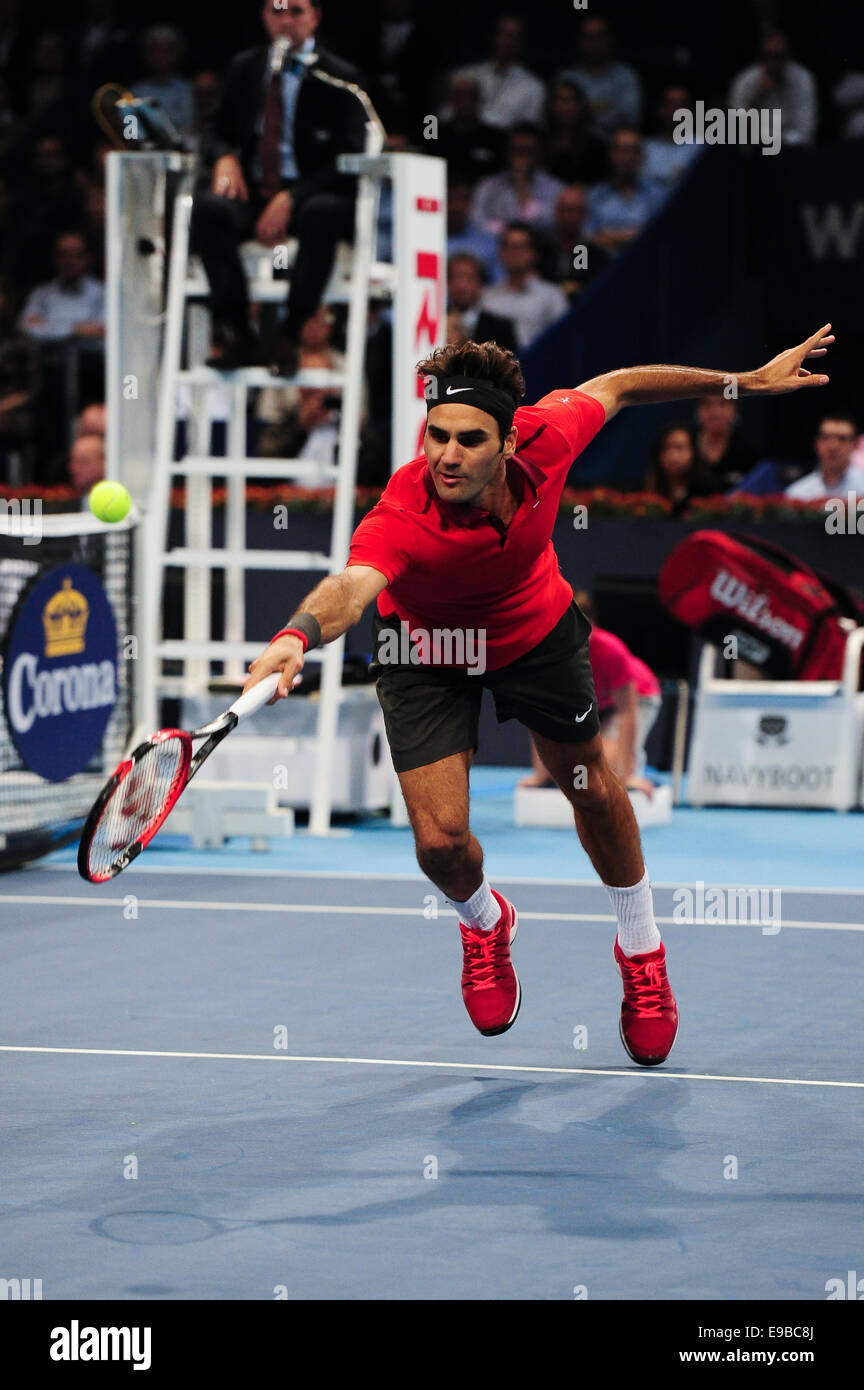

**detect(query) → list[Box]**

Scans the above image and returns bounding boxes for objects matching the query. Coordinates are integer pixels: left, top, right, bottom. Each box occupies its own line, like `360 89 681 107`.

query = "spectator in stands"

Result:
558 15 642 139
75 401 106 439
832 71 864 140
728 28 817 146
260 386 340 481
79 0 139 93
447 253 518 354
18 232 104 342
191 0 369 378
447 174 501 285
67 431 105 497
20 29 68 118
256 302 347 445
584 127 665 255
6 135 87 293
645 422 715 516
521 590 661 796
643 84 702 189
481 221 568 349
133 27 195 142
543 78 609 186
0 275 39 481
693 396 757 491
435 73 504 181
470 123 566 239
545 184 609 298
451 13 545 131
785 415 864 499
367 0 433 135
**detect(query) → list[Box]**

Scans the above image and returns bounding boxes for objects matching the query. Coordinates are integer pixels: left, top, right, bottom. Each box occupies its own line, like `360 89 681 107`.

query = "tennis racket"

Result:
78 673 281 882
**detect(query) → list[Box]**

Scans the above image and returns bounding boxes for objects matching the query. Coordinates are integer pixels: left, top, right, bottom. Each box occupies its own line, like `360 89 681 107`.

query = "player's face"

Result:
424 405 516 505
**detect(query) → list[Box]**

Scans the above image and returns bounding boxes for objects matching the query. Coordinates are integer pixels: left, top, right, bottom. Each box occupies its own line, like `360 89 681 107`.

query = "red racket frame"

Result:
78 729 193 883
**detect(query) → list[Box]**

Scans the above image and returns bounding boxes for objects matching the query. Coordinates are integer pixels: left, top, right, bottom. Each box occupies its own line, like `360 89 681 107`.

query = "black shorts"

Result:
370 600 600 773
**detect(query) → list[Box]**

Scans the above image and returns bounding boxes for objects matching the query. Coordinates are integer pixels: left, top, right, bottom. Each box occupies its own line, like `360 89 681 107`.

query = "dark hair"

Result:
509 120 543 139
448 251 486 282
414 340 525 443
508 121 544 149
645 421 711 499
818 412 858 434
546 77 589 125
501 219 539 255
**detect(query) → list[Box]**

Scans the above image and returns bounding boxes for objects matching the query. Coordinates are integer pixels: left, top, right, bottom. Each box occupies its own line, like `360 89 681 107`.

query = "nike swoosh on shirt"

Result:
573 703 594 723
445 386 473 395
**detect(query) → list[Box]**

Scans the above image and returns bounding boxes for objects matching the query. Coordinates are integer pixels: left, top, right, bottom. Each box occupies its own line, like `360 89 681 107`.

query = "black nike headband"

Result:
423 375 516 437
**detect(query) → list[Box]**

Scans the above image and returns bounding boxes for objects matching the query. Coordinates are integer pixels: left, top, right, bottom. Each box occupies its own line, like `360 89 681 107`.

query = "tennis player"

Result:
244 325 833 1065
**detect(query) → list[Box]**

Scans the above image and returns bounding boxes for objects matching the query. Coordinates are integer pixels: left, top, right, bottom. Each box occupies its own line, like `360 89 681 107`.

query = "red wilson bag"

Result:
657 531 864 681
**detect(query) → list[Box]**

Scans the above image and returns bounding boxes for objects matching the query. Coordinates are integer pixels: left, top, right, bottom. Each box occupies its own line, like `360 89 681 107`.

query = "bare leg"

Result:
530 731 644 886
397 749 484 899
517 734 555 788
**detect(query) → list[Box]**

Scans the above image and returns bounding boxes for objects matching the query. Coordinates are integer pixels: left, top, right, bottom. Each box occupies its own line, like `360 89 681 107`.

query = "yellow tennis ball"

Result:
89 481 131 523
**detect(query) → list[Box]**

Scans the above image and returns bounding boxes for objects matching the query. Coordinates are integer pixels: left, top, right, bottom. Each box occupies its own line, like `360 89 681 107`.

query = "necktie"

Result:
260 72 284 202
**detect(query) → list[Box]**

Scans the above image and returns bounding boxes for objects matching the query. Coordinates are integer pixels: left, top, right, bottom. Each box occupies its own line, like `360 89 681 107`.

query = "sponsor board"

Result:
2 564 118 781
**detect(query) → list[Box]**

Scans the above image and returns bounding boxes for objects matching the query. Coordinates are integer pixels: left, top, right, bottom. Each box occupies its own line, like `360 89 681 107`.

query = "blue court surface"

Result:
2 769 862 1301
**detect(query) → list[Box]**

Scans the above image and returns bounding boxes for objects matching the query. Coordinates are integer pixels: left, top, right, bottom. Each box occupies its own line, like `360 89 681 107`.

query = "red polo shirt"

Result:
346 388 606 670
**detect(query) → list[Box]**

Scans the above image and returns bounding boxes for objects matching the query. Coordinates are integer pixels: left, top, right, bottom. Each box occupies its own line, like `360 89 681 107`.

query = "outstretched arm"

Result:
241 564 389 699
578 323 835 421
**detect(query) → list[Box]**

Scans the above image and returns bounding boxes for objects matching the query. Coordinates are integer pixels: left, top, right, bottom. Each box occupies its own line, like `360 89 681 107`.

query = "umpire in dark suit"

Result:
191 0 372 376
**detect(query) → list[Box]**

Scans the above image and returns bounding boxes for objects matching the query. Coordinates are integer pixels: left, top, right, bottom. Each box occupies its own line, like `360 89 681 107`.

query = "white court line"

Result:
33 862 864 895
0 1043 861 1090
2 894 862 931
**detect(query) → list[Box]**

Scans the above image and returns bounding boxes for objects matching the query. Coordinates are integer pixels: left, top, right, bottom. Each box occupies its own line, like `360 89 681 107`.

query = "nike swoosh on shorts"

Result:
574 703 594 723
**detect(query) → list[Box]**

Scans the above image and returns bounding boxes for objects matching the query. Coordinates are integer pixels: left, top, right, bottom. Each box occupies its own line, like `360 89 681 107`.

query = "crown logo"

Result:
43 577 89 658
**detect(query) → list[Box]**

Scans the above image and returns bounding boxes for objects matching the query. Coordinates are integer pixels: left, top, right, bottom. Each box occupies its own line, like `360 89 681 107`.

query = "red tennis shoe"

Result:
460 890 520 1036
614 939 678 1066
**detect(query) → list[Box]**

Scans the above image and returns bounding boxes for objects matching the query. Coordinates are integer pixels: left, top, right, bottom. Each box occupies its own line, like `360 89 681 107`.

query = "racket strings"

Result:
86 736 189 877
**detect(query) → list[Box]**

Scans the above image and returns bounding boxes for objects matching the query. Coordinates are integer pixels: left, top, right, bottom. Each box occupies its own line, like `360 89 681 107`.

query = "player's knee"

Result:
414 823 470 875
566 758 612 811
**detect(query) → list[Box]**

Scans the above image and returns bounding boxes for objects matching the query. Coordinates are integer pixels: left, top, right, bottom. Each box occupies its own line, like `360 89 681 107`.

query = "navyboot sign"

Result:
2 564 118 781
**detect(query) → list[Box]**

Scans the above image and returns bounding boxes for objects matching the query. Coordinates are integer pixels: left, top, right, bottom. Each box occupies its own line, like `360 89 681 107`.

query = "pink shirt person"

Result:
589 627 660 719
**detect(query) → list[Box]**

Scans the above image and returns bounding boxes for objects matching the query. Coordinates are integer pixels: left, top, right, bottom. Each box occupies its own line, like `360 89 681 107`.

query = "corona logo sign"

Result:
3 564 118 782
42 576 89 657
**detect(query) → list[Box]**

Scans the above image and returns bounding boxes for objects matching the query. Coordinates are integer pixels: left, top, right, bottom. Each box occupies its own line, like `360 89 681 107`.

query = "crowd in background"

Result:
0 1 861 495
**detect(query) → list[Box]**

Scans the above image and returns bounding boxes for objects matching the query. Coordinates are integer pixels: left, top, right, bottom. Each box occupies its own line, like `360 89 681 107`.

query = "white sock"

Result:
447 875 502 932
606 870 661 957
